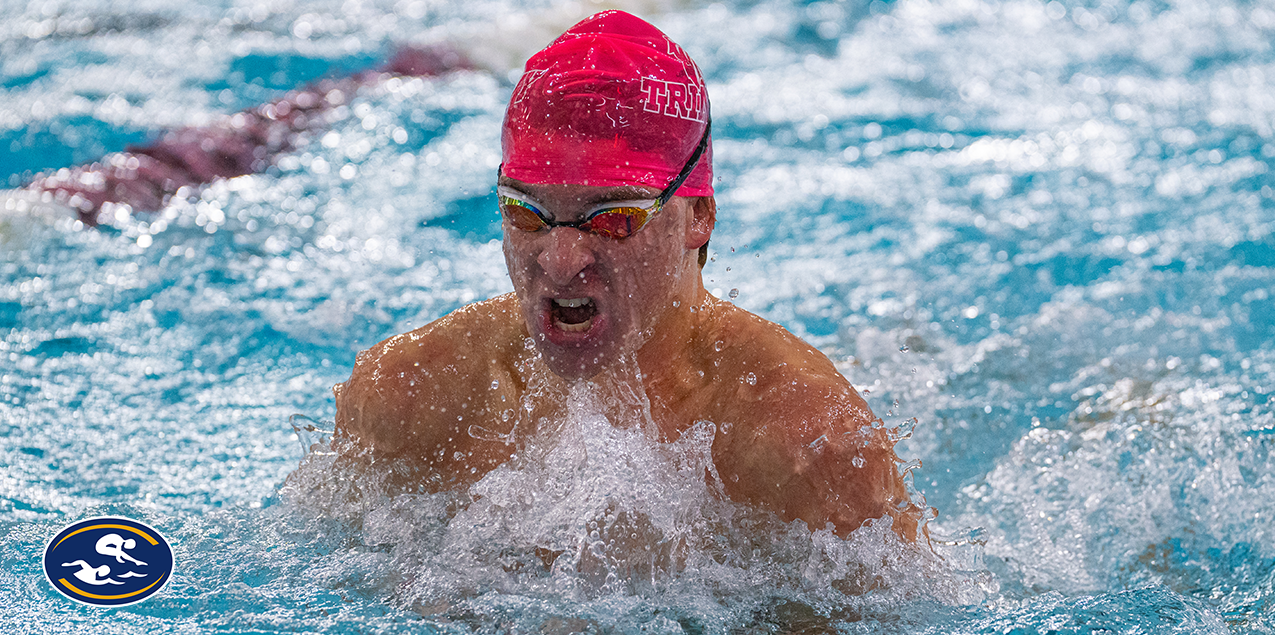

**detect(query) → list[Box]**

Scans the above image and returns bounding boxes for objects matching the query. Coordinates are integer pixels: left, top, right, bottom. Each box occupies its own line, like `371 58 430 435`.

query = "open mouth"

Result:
549 297 598 332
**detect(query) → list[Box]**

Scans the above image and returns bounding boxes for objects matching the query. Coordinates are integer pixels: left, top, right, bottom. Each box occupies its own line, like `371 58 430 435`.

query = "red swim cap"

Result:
501 11 713 197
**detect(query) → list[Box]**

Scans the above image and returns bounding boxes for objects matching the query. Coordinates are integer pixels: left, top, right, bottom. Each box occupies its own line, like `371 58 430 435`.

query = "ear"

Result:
685 196 716 250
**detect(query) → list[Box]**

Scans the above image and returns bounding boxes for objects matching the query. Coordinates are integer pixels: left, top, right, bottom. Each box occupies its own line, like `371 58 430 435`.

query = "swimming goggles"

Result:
497 119 711 239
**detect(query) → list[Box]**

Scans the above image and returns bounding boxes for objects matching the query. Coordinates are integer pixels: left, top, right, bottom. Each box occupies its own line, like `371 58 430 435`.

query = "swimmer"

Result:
334 11 923 540
61 560 123 585
96 533 147 567
3 45 470 227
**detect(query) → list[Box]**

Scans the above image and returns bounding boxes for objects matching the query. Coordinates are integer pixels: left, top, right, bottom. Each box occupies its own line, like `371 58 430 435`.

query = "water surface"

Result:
1 0 1272 632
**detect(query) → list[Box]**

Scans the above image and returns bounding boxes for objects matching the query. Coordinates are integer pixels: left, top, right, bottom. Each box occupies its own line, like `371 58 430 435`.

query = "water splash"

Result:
278 378 979 632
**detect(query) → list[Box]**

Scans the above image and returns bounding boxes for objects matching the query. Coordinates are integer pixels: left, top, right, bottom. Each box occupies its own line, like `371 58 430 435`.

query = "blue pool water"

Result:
2 0 1273 632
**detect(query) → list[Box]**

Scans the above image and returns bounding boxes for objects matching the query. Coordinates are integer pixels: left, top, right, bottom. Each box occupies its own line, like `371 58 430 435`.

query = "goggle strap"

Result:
657 117 712 207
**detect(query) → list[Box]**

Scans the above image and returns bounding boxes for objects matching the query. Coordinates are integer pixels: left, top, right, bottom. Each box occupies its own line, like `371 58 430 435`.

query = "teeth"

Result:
556 319 592 332
553 298 592 308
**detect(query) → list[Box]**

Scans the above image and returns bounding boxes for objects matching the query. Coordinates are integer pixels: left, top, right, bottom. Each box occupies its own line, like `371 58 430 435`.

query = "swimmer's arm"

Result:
334 332 457 458
712 354 915 539
799 405 919 540
333 296 524 468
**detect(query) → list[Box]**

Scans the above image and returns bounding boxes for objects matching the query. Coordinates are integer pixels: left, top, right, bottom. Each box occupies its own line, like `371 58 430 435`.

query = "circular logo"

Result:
43 516 175 607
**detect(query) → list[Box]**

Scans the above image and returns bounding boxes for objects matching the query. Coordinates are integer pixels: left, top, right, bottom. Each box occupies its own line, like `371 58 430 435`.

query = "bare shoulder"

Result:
705 299 870 431
702 299 909 537
334 293 526 458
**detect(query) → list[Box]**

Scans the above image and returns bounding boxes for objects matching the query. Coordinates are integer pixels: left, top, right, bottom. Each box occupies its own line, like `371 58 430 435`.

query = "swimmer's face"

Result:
499 177 710 380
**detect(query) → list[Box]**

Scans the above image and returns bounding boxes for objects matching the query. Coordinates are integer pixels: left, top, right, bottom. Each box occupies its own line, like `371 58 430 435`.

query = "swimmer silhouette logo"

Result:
43 517 175 607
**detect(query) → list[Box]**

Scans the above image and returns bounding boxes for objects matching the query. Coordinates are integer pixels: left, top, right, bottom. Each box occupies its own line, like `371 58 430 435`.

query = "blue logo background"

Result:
43 516 175 607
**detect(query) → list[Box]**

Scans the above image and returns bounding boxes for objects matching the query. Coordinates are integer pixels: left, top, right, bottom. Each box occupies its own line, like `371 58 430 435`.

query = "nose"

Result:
537 227 596 286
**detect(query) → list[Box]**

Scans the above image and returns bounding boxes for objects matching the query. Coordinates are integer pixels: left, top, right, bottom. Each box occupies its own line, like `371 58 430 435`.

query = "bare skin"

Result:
334 181 920 539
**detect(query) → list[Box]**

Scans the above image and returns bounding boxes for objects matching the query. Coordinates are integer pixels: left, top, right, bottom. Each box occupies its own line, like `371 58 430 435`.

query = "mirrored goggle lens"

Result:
581 207 648 239
499 196 548 232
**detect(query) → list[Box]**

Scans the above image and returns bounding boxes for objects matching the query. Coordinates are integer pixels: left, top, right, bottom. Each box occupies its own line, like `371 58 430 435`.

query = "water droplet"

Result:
898 345 910 352
725 266 731 272
721 422 733 434
672 300 680 308
728 288 739 300
713 340 725 352
746 372 757 386
899 417 919 440
524 337 536 350
490 380 500 390
852 456 866 468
